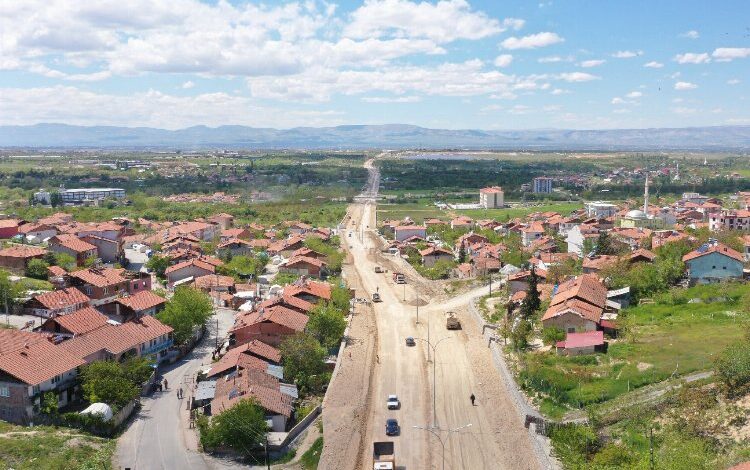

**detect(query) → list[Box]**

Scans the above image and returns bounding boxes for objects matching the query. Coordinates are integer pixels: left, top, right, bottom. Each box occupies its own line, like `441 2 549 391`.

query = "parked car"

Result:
387 394 400 410
405 337 416 346
385 419 400 436
372 292 382 302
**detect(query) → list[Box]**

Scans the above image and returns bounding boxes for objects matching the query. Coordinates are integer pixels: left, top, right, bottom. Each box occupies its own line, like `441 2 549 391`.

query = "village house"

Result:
81 234 123 264
450 216 474 230
216 238 253 258
279 256 327 279
0 245 47 273
521 222 545 247
24 288 91 318
108 290 167 321
68 267 151 306
208 213 234 230
287 221 313 236
229 304 309 347
267 235 306 258
220 227 253 242
207 340 282 379
59 315 174 364
39 306 109 338
210 366 294 432
419 246 454 267
566 224 599 257
165 258 218 286
541 274 609 333
582 255 619 274
48 234 98 266
394 225 427 243
0 329 86 424
709 210 750 231
0 219 22 239
17 223 57 244
556 330 606 356
682 241 745 284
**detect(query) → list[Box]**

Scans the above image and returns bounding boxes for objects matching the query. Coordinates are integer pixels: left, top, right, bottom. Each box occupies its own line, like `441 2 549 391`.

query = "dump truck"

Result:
392 272 405 284
373 441 395 470
446 311 461 330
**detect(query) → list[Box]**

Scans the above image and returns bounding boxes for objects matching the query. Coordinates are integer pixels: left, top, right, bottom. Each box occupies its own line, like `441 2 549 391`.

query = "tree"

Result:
511 318 533 350
25 258 49 280
146 254 170 279
53 252 76 271
714 341 750 396
49 192 62 208
157 287 213 345
594 230 613 256
199 398 268 456
541 326 566 346
279 333 328 393
0 271 20 314
458 241 467 263
330 284 352 312
307 303 347 349
80 361 140 409
519 266 541 319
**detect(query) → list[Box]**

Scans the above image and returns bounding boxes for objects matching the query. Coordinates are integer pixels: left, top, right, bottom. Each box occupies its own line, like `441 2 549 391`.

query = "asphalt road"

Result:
116 307 236 470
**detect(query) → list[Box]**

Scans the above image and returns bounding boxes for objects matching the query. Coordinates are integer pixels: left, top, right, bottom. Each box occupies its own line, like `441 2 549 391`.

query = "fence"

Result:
269 405 322 452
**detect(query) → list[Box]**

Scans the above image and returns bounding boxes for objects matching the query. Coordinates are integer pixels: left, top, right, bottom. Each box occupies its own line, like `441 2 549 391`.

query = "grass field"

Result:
521 284 750 416
0 422 114 470
456 202 581 221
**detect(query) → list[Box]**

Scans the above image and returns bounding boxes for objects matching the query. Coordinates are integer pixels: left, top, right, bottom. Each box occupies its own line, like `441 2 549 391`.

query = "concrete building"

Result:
682 242 744 284
532 177 553 194
585 202 618 219
479 187 504 209
394 225 427 242
60 188 126 204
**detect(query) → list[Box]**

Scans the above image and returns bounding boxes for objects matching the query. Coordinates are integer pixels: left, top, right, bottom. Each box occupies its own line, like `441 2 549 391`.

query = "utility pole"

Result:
488 272 492 296
416 292 419 324
649 425 655 470
413 423 472 470
414 336 451 427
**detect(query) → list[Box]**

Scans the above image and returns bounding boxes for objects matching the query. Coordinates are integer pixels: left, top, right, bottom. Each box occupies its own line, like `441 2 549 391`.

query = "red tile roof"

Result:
0 331 85 386
480 186 503 194
47 265 67 277
212 367 293 417
232 305 309 333
0 219 21 229
283 280 332 301
60 315 172 357
50 306 109 335
551 274 607 309
115 290 167 312
33 288 90 310
0 245 47 258
556 330 604 349
194 274 236 289
69 267 127 288
165 258 216 275
284 256 326 269
51 234 97 253
683 242 744 263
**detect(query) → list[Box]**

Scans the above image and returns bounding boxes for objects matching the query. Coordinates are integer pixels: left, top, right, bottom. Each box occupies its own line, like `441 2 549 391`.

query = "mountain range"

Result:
1 123 750 150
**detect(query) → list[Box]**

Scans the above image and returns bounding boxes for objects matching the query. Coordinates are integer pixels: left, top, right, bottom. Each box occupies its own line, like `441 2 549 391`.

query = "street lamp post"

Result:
414 336 451 427
413 423 472 470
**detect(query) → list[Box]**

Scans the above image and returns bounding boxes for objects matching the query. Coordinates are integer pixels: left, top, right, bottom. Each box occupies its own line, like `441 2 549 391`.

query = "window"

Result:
0 385 10 397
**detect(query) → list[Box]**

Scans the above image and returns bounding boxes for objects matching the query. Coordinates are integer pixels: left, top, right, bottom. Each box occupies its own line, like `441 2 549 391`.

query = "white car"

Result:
387 394 400 410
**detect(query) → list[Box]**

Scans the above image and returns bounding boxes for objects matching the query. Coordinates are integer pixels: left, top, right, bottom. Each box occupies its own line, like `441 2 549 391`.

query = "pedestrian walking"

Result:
470 393 476 406
163 378 168 390
178 388 183 399
376 354 380 363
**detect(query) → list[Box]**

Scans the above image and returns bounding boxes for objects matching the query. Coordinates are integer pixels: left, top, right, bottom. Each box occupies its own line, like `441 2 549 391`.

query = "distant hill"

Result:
1 123 750 150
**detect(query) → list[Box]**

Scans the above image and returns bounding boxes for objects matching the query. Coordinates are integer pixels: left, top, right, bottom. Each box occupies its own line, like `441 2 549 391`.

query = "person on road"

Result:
178 388 183 399
163 378 168 390
470 393 476 406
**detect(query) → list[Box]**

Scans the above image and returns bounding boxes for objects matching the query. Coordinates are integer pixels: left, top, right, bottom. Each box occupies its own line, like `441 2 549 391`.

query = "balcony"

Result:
141 338 174 356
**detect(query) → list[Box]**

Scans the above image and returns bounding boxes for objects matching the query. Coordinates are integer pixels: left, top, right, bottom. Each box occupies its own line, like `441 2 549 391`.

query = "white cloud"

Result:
672 107 697 115
508 104 531 114
612 50 642 58
674 52 710 64
625 91 642 98
493 54 513 68
361 95 421 103
558 72 600 82
712 47 750 62
611 97 626 105
501 32 563 50
680 30 699 39
643 61 664 68
538 56 562 63
182 81 195 89
579 59 605 68
0 85 345 128
343 0 510 43
550 88 570 95
728 79 741 85
674 81 697 90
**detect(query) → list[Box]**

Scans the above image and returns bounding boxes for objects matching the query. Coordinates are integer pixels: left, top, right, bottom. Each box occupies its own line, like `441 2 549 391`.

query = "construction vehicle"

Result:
446 311 461 330
392 272 405 284
374 266 383 273
372 292 382 302
373 441 395 470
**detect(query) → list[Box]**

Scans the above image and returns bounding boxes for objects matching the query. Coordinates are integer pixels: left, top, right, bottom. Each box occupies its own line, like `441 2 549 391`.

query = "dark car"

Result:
405 337 416 346
385 419 400 436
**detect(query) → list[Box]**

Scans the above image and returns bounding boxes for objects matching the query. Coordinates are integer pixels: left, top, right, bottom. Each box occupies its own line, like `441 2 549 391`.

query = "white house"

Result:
479 187 504 209
585 202 618 219
566 225 599 257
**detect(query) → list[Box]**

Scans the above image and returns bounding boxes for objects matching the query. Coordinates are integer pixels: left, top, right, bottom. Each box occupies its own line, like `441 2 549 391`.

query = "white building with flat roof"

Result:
60 188 126 204
585 201 618 219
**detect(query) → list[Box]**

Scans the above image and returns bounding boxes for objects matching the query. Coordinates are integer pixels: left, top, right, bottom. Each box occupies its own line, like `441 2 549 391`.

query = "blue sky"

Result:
0 0 748 129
